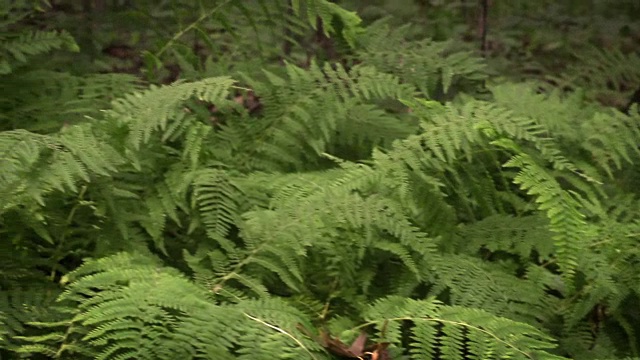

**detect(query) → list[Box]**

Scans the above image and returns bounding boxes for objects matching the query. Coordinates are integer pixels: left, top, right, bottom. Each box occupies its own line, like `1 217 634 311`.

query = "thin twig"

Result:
244 313 319 360
155 0 232 58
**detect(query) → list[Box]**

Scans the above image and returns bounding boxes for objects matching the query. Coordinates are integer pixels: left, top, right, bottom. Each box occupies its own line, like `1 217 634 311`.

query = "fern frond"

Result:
240 61 415 171
107 77 236 150
0 30 78 74
456 214 555 260
564 46 640 107
291 0 363 46
429 254 556 325
193 169 241 250
359 21 488 98
57 253 326 360
0 126 123 213
0 287 75 357
504 154 587 280
363 296 567 360
0 71 140 132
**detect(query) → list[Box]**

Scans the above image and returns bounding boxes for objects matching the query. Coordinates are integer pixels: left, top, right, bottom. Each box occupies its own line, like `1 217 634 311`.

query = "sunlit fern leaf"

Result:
504 154 587 281
491 82 640 178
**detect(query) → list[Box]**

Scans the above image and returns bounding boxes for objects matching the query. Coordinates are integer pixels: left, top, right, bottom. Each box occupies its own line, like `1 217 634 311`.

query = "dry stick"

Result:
155 0 232 58
244 313 319 360
478 0 490 91
479 0 489 57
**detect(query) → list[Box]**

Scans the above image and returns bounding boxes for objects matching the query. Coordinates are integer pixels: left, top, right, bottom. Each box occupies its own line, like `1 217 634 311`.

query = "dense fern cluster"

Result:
1 1 640 359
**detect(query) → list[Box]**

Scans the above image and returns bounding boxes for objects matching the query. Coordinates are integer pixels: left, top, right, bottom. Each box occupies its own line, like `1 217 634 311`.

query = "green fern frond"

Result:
359 21 488 98
56 253 325 360
579 110 640 177
504 154 587 280
291 0 363 47
363 296 567 360
564 46 640 107
491 83 640 179
193 169 241 249
241 61 415 170
107 77 236 150
0 30 78 74
456 214 555 260
0 287 67 353
0 71 140 132
0 126 123 213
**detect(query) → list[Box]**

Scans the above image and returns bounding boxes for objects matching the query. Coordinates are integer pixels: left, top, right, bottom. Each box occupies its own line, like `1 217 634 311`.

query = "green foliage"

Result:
0 0 78 75
1 1 640 359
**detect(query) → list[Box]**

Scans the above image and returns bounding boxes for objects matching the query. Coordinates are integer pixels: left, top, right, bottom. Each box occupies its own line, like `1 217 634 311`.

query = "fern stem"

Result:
155 0 233 58
244 313 319 360
212 219 303 293
354 317 542 359
50 185 88 281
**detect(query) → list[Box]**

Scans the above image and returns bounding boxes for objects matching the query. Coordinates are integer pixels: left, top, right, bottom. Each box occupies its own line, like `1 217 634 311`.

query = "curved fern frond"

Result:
55 252 322 360
291 0 363 46
364 296 567 360
241 61 415 171
0 126 123 213
107 77 236 150
0 30 78 74
504 154 587 281
359 21 488 98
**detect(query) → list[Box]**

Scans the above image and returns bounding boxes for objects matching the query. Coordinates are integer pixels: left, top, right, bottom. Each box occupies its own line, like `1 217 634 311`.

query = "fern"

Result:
291 0 363 46
237 61 415 171
106 77 236 150
39 253 324 360
504 154 586 280
455 214 555 260
0 71 140 132
0 287 73 355
193 168 241 250
364 296 567 360
3 1 640 359
563 46 640 109
0 30 78 74
359 20 488 99
0 126 124 213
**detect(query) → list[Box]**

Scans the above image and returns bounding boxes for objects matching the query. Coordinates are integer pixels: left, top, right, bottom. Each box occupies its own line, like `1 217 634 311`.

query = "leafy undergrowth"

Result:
1 1 640 359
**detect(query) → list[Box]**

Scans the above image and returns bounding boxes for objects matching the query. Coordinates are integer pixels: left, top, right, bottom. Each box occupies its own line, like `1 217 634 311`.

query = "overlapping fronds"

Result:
43 252 323 360
2 1 640 359
0 71 140 132
0 30 78 74
239 61 416 171
359 20 488 98
0 126 124 213
364 296 567 360
563 46 640 108
106 76 236 150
